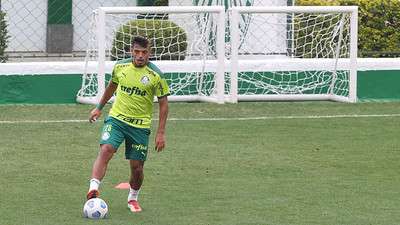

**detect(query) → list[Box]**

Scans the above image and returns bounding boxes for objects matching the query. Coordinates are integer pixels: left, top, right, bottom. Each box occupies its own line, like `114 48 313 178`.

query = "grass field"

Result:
1 102 400 225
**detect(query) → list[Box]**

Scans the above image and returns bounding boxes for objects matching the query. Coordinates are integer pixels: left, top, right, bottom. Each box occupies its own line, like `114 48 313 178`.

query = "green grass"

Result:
1 102 400 225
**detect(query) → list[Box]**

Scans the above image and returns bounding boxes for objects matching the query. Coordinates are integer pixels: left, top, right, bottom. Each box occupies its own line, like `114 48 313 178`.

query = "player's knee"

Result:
100 144 116 158
132 164 144 175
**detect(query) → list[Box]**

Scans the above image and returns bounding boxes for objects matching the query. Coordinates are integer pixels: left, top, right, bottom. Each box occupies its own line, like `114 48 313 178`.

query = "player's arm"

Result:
89 81 118 123
155 96 168 152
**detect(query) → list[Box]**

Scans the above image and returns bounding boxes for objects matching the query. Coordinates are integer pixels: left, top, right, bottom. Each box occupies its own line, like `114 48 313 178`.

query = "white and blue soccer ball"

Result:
83 198 108 219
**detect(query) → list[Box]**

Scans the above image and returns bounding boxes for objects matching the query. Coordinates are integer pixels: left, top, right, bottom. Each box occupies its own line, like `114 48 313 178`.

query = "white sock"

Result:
128 188 140 201
89 178 101 192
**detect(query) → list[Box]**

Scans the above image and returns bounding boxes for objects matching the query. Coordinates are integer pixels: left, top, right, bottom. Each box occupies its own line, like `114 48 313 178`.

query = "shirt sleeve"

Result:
111 66 119 84
156 77 170 98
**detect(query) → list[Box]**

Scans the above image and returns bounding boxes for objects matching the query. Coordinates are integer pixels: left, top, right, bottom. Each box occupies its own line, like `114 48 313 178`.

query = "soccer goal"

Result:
76 6 225 104
228 6 358 103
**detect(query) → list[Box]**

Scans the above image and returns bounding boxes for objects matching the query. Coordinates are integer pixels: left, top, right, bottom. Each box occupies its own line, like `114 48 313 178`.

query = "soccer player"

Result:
86 36 170 213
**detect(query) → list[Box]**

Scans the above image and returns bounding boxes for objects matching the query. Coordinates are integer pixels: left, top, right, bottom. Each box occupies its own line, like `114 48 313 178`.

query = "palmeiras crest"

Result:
140 75 150 85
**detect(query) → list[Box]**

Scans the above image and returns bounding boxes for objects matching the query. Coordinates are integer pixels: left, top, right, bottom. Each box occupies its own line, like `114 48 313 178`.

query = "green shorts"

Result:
99 116 150 161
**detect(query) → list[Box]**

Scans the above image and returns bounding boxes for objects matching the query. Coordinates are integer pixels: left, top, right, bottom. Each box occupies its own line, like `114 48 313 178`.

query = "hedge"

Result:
0 11 10 62
296 0 400 57
111 19 187 61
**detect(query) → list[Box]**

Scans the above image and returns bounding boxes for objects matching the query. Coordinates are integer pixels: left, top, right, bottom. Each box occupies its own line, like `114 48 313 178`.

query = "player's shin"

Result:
128 188 140 202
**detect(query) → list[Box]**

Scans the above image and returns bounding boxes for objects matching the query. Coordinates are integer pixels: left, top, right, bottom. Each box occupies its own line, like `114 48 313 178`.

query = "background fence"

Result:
0 0 290 62
1 0 399 63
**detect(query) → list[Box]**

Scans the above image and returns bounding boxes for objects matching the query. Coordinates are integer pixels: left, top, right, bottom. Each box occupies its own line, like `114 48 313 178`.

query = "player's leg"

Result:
87 117 124 200
125 127 150 212
129 159 144 190
91 144 116 180
127 160 144 212
87 144 116 199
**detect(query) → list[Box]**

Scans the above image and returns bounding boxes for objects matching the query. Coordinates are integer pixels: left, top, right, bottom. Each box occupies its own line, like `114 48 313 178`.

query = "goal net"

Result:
228 6 358 102
77 6 358 104
76 6 225 104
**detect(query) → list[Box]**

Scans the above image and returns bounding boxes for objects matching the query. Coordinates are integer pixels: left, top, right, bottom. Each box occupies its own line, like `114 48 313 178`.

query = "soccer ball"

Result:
83 198 108 219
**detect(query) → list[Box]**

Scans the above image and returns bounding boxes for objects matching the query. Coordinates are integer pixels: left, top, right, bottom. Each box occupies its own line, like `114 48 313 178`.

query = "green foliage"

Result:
111 19 187 61
296 0 341 5
296 0 400 57
0 11 10 62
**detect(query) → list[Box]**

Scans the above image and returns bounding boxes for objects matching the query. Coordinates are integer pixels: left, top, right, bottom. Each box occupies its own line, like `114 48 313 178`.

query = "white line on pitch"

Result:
1 114 400 124
168 114 400 121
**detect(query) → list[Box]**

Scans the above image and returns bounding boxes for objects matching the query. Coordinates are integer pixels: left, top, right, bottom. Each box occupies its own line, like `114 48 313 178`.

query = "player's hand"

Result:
89 108 102 123
155 132 166 152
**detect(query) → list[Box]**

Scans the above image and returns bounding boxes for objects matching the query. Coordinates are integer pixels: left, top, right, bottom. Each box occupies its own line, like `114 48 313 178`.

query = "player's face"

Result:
132 44 150 67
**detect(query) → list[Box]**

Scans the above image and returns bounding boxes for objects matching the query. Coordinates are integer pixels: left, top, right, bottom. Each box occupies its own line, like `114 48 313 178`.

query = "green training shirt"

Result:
108 58 170 129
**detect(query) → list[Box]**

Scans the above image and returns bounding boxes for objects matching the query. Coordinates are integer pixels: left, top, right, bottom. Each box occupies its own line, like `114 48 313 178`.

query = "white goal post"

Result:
76 5 358 104
76 6 225 104
228 6 358 103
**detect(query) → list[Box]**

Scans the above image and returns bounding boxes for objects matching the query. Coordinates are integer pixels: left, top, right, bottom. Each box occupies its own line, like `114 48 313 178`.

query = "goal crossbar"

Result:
230 6 358 13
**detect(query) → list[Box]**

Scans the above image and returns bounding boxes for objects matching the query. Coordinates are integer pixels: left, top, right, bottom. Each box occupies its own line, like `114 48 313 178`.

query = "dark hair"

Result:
132 36 149 48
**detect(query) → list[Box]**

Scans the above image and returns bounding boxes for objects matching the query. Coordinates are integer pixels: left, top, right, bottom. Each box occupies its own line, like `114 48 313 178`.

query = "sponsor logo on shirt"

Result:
120 85 147 96
116 114 144 125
